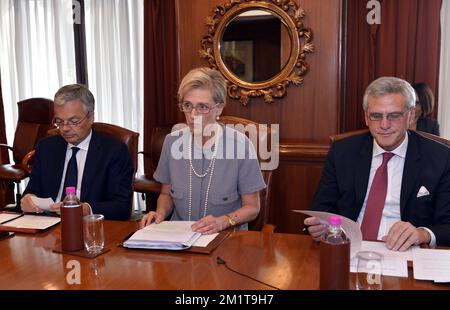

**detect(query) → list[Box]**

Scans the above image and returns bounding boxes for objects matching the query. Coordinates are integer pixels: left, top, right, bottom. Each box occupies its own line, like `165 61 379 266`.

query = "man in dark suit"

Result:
21 84 133 220
305 77 450 250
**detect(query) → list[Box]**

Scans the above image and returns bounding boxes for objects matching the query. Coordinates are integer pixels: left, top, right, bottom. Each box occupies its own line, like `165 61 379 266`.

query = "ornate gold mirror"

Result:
200 0 314 105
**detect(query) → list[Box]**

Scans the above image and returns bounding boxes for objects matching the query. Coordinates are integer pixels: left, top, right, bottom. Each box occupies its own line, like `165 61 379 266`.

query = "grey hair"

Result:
54 84 95 113
178 67 227 106
363 77 416 111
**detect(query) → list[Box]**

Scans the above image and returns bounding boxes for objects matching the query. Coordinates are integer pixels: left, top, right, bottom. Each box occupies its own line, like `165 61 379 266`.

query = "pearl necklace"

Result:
188 124 221 221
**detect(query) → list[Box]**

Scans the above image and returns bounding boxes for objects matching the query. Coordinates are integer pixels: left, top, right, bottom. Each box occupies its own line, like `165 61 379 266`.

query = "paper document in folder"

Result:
123 221 202 250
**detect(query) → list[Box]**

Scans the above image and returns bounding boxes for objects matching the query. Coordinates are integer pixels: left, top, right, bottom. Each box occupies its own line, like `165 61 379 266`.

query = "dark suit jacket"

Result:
416 117 440 136
24 130 134 220
311 131 450 246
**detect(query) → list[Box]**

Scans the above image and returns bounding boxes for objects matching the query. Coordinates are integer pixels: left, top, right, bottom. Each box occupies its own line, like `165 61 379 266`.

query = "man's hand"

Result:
381 221 431 251
20 194 42 213
304 217 327 241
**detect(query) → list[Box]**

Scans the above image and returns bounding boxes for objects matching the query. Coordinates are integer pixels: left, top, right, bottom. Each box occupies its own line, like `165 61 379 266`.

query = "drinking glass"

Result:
355 251 383 290
83 214 105 254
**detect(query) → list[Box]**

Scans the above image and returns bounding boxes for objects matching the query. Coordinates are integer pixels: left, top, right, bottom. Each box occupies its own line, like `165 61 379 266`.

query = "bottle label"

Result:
62 204 81 209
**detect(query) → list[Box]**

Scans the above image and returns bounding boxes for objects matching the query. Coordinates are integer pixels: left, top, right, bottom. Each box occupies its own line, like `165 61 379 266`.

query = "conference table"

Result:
0 220 448 290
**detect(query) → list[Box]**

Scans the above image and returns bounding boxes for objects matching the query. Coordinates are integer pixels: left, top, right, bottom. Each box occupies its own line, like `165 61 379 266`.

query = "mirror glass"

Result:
219 9 292 83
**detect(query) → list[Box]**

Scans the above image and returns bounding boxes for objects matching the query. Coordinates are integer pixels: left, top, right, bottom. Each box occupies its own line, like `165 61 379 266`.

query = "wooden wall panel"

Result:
175 0 342 233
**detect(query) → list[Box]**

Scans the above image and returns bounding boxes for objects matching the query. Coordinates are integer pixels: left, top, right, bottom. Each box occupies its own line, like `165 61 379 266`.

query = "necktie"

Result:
361 152 395 241
63 147 80 194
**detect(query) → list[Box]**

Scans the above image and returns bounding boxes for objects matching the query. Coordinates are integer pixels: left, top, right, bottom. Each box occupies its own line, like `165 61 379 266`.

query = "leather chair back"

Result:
218 115 276 231
92 123 139 173
12 98 54 164
149 126 172 172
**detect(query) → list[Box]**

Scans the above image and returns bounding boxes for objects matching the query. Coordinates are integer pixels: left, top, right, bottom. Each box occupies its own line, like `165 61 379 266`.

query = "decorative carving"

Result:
200 0 314 105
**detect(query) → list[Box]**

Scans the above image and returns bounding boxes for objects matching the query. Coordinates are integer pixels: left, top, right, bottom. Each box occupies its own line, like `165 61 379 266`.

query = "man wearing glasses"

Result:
305 77 450 250
20 84 134 220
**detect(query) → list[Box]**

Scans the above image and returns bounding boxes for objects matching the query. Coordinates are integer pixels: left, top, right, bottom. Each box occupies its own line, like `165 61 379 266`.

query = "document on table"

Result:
350 240 410 277
0 213 22 224
413 248 450 282
192 233 219 247
293 210 362 258
123 221 202 250
0 215 60 230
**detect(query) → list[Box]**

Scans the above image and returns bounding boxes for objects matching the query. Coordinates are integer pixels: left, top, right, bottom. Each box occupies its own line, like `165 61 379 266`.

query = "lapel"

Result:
354 133 373 214
80 130 102 201
52 136 68 201
400 131 421 215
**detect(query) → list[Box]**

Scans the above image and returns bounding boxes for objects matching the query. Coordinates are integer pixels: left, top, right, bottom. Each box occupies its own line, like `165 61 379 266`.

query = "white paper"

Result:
0 215 60 229
123 221 201 250
30 196 55 211
293 210 362 258
193 233 219 247
350 241 409 277
0 213 22 224
413 248 450 282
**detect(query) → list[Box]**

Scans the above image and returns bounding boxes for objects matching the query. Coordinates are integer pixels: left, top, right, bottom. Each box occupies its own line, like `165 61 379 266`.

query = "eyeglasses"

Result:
53 113 91 129
367 110 409 122
178 102 219 114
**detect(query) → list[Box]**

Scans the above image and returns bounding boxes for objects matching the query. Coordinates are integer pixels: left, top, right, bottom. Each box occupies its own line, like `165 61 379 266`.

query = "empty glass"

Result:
355 251 383 290
83 214 105 254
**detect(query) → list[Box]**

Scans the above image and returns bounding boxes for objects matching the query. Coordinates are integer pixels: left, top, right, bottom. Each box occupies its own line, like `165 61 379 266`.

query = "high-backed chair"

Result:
218 115 276 232
0 98 54 208
133 126 172 210
329 129 450 147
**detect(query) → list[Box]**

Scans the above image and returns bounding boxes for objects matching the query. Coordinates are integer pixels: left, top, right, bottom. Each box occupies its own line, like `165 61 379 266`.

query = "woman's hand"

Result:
140 211 165 228
191 215 226 235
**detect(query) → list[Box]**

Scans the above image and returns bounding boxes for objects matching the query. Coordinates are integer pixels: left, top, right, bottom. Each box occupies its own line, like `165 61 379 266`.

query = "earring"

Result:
216 115 220 121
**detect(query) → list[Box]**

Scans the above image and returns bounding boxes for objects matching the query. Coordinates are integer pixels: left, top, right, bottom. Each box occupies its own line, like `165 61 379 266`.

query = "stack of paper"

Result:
413 248 450 283
123 221 201 250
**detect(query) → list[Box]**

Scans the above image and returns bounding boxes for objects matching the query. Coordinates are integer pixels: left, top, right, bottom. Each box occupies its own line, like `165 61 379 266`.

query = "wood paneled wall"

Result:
175 0 343 233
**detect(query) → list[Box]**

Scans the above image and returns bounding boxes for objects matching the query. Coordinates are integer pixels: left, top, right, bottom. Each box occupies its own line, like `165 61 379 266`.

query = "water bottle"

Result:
61 186 84 251
323 215 347 244
319 215 350 290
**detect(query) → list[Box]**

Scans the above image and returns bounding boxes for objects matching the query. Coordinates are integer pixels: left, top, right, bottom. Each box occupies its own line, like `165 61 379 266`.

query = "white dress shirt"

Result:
56 131 92 201
356 133 436 245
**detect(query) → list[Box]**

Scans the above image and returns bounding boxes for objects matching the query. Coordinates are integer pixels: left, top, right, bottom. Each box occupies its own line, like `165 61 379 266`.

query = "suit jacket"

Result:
311 131 450 246
24 129 134 220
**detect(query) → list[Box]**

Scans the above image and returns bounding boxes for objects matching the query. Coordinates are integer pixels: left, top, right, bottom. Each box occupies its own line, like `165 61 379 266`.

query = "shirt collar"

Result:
372 132 408 159
67 130 92 152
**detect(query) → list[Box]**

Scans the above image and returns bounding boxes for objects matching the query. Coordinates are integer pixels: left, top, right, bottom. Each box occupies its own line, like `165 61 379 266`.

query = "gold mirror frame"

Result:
200 0 314 105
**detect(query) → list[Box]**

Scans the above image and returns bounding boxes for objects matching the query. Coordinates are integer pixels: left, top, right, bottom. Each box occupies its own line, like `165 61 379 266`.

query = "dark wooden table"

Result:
0 220 448 290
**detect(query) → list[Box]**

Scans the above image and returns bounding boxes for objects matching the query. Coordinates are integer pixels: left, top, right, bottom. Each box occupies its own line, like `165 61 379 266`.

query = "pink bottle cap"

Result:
65 187 76 195
328 215 342 226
